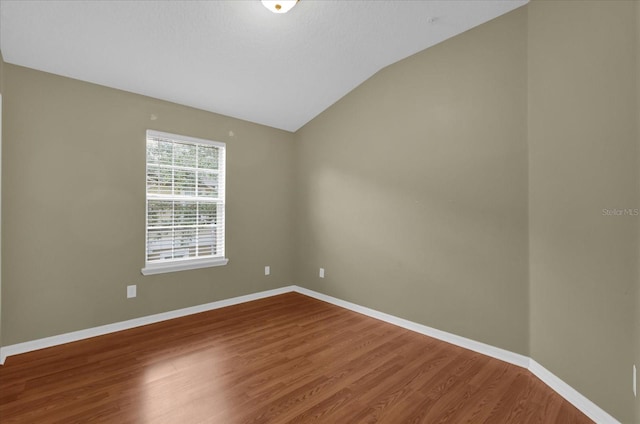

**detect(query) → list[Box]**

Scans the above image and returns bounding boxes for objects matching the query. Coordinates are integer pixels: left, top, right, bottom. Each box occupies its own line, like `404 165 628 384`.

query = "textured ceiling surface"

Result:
0 0 527 132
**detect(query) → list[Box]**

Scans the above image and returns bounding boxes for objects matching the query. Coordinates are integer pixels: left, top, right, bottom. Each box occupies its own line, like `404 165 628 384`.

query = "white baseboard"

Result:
293 286 530 368
528 359 619 424
291 287 620 424
0 284 619 423
0 285 295 365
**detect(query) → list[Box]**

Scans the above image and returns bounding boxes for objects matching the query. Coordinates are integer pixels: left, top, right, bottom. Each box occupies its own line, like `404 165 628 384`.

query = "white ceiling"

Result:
0 0 528 132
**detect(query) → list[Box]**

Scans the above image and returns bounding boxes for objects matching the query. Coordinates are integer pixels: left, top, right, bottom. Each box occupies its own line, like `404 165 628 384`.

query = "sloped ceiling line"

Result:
0 0 528 132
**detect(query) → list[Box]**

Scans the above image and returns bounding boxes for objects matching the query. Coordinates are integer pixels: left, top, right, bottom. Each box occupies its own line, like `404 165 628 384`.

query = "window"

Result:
142 130 227 275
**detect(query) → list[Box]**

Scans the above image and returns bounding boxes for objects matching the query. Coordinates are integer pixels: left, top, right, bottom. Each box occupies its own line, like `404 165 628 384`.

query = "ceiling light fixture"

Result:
261 0 298 14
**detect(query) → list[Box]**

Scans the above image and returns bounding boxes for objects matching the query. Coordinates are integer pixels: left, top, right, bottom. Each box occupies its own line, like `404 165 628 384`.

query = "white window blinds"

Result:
142 130 227 275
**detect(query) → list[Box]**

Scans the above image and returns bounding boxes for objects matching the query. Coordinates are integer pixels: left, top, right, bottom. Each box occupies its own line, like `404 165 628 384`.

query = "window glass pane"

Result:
197 226 216 256
198 145 219 170
174 228 197 258
197 171 218 197
146 164 160 193
154 140 173 166
174 169 196 195
147 139 159 164
198 202 217 225
174 142 197 168
175 202 197 226
147 165 173 195
147 228 173 261
148 200 173 227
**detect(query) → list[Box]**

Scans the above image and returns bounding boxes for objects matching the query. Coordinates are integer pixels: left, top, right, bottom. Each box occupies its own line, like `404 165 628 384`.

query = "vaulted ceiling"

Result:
0 0 528 132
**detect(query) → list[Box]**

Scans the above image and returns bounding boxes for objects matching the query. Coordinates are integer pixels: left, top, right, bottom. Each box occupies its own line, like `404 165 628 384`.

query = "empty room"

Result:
0 0 638 423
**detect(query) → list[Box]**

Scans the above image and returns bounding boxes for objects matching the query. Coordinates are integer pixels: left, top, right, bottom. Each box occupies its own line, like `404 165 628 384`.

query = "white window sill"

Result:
141 257 229 276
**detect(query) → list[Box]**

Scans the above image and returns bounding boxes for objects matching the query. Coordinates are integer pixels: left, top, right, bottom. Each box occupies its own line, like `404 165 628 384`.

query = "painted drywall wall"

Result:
296 1 638 421
1 64 295 345
0 49 4 351
295 8 529 355
1 1 638 421
636 2 640 421
528 1 638 422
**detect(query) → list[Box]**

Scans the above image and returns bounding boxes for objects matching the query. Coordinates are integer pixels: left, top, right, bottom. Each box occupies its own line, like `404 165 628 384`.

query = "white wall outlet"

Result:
634 364 637 397
319 268 325 278
265 266 270 276
127 285 137 299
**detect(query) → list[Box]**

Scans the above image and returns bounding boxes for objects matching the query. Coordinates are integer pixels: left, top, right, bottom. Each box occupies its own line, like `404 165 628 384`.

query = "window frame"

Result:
141 130 228 276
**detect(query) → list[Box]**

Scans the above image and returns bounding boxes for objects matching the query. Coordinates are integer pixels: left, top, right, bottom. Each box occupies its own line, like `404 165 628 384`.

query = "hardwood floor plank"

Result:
0 292 594 423
452 363 521 423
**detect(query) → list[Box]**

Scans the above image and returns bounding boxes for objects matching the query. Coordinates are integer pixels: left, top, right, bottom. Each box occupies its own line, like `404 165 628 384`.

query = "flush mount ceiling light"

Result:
261 0 298 14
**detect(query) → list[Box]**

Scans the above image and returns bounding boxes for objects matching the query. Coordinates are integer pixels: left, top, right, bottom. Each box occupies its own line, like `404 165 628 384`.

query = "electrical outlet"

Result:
634 364 637 397
265 266 270 276
319 268 325 278
127 285 137 299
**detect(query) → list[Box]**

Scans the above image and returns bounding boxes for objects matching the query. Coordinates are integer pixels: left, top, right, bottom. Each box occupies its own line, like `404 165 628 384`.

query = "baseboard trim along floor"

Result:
294 287 619 424
0 284 619 424
0 286 294 365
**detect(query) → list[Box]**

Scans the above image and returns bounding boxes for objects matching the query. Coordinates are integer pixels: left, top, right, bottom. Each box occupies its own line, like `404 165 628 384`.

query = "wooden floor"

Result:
0 292 592 424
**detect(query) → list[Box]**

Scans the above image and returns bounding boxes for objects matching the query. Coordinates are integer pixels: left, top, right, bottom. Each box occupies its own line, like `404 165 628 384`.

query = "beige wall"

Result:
295 8 530 354
1 1 639 422
636 1 640 421
0 49 4 350
528 1 638 422
2 64 295 345
296 1 638 422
